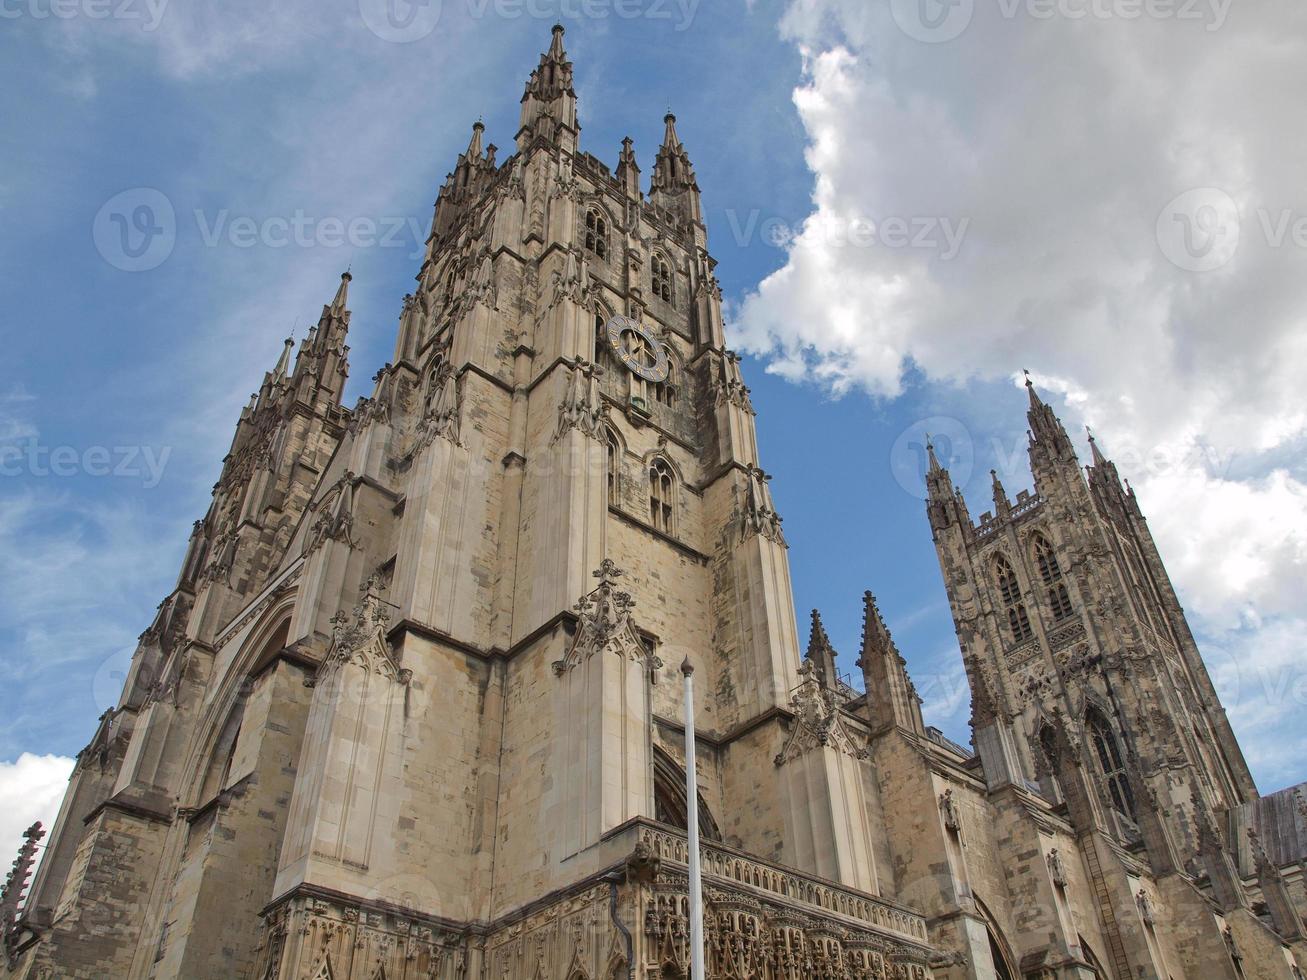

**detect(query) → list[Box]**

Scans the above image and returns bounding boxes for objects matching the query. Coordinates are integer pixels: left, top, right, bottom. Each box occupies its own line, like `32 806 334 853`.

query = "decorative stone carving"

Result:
552 358 606 443
1046 849 1068 888
319 576 408 684
465 252 496 310
307 471 358 552
775 661 868 765
553 560 661 677
939 790 963 837
735 466 786 548
1135 888 1156 925
416 363 462 451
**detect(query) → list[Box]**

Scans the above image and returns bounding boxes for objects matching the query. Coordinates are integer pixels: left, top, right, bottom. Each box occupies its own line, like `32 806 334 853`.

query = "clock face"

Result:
604 315 670 383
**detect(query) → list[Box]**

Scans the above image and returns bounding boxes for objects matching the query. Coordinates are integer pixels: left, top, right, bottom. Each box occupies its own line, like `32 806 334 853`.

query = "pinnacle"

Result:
330 270 352 314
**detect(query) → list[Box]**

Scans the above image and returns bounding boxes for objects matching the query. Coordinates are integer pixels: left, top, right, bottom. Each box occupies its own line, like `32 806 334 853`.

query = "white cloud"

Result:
734 0 1307 790
0 754 75 891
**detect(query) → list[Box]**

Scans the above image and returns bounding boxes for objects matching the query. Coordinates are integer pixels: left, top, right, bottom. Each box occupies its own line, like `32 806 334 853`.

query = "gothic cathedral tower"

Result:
927 376 1257 883
8 28 1306 980
3 28 937 980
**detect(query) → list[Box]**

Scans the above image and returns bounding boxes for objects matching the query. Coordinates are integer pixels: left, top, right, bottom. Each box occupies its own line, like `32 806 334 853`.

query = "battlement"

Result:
974 488 1043 539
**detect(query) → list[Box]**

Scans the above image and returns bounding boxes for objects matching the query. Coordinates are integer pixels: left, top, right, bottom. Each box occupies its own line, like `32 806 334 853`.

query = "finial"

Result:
552 22 565 34
680 657 694 677
1023 368 1033 388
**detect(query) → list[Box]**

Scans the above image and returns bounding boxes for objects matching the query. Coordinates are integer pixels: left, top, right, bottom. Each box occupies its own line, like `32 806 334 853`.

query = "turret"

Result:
291 271 352 409
925 437 969 535
433 123 500 240
990 469 1011 521
1024 372 1076 479
857 592 923 735
517 24 578 152
649 112 702 226
617 136 641 200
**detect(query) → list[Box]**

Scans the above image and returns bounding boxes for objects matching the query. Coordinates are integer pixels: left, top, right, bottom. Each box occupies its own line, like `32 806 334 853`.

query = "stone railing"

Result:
633 822 930 945
974 493 1044 539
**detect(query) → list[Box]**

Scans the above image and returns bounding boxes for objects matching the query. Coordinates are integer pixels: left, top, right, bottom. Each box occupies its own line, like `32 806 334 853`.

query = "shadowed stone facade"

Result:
4 26 1306 980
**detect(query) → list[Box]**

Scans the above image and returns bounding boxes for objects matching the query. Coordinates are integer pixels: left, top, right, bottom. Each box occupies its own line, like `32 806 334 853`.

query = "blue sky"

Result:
4 0 1307 856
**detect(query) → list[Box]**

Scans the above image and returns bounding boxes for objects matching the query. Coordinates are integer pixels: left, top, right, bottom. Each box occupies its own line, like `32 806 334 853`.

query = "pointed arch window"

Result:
1033 533 1075 622
585 208 608 259
605 428 621 508
650 458 675 534
652 347 676 406
1087 710 1136 819
995 555 1032 642
651 253 673 304
653 748 722 842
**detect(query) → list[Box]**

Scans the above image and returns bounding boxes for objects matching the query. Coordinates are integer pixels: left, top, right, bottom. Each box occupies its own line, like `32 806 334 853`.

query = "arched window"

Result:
653 748 722 842
1033 534 1075 622
652 348 676 406
974 898 1018 980
585 208 608 259
995 555 1033 642
650 458 675 534
605 428 621 508
651 253 673 304
1087 710 1136 819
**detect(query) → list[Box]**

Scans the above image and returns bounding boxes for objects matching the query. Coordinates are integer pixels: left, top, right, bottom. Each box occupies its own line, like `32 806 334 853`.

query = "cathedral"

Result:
5 25 1307 980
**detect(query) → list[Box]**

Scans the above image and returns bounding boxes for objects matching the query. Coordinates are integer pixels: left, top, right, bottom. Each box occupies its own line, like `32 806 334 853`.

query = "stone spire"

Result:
466 119 485 160
805 609 840 690
518 24 578 151
857 592 923 734
273 335 295 381
649 112 702 225
925 435 969 534
1024 372 1076 471
290 272 352 409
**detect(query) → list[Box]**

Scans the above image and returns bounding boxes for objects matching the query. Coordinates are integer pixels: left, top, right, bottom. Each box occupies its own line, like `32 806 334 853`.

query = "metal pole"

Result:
681 658 706 980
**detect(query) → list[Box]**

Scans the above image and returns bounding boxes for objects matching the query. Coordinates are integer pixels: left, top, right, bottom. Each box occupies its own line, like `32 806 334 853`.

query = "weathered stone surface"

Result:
4 26 1305 980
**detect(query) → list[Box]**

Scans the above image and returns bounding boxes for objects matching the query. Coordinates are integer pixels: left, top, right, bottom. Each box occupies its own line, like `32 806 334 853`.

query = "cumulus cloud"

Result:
734 0 1307 789
0 754 75 886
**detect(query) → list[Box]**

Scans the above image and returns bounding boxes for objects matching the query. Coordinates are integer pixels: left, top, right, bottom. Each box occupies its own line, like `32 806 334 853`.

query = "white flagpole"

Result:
681 658 706 980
